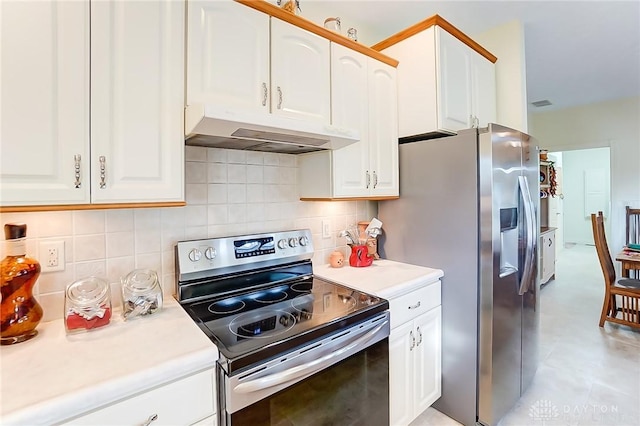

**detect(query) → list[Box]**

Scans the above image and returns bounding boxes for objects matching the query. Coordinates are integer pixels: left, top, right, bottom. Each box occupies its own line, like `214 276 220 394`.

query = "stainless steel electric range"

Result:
175 229 390 426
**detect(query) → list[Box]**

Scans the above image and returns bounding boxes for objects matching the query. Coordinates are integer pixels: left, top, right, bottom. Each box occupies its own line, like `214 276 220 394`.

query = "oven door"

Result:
219 312 390 426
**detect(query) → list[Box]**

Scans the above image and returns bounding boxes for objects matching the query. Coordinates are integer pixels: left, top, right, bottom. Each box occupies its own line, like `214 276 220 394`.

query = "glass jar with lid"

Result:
121 269 163 320
64 277 112 334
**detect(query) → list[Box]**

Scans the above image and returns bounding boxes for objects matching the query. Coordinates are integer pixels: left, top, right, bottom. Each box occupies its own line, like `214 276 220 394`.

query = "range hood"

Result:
185 104 360 154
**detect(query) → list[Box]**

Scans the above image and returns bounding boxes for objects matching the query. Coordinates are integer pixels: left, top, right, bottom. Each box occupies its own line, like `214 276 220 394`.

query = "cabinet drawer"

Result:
64 368 215 425
389 281 441 329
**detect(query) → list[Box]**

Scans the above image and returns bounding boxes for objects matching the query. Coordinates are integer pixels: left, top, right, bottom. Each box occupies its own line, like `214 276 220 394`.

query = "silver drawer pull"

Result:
408 301 421 310
416 326 423 346
142 414 158 426
409 330 415 351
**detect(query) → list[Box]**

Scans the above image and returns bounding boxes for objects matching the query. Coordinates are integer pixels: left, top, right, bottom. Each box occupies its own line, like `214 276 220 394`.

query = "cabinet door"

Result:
0 0 90 206
90 0 184 203
471 54 496 127
389 321 415 426
414 306 442 415
547 232 556 278
270 18 330 123
330 43 369 197
436 27 472 132
187 0 269 113
368 59 399 197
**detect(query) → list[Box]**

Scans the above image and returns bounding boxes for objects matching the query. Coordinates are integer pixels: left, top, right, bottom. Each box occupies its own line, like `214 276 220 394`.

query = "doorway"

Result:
548 147 611 253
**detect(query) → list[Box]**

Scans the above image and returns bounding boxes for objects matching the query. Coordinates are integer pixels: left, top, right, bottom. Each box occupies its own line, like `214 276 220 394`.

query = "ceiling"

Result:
302 1 640 112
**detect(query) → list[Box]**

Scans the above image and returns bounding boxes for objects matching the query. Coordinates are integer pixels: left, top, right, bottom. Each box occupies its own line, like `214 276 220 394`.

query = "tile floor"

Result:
410 244 640 426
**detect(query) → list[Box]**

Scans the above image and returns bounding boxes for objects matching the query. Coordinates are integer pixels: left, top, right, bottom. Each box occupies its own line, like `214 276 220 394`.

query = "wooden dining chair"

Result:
591 211 640 329
626 206 640 245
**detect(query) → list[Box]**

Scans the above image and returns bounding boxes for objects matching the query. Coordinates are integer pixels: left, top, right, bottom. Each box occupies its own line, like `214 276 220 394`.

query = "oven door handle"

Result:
234 321 387 394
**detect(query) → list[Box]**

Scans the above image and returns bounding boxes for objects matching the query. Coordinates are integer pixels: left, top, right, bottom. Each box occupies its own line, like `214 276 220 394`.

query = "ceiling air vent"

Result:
531 99 552 107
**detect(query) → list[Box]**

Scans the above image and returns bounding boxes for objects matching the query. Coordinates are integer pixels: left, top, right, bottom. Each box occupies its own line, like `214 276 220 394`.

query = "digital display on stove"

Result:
234 237 276 259
237 316 277 338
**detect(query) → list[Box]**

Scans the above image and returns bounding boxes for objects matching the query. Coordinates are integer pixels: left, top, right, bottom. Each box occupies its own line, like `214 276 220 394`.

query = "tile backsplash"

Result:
0 147 376 322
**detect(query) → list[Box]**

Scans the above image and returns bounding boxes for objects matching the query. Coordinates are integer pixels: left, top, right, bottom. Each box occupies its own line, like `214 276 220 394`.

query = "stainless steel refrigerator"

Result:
378 124 540 426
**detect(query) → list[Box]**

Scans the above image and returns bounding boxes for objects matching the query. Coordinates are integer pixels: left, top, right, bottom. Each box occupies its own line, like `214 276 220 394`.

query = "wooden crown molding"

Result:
371 14 498 64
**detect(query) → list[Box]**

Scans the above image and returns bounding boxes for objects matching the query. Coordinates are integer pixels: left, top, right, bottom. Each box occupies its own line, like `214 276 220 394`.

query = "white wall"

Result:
530 96 640 256
562 148 610 245
0 147 376 322
474 20 528 133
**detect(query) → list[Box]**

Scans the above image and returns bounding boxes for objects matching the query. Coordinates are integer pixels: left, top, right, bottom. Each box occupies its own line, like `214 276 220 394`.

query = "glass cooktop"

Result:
183 276 388 371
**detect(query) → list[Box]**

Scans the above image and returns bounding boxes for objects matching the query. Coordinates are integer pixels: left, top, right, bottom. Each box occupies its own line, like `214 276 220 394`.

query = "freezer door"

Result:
520 130 540 396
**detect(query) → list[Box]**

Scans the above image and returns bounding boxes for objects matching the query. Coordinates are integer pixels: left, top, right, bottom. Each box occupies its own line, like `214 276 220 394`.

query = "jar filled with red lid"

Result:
64 277 112 333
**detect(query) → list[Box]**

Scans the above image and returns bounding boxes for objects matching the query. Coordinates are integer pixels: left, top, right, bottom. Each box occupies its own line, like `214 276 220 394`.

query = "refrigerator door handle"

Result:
518 175 536 295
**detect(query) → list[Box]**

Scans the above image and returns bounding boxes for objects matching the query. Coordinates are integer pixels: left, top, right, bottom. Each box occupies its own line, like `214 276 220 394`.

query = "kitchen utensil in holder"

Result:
121 269 162 320
357 221 380 259
64 277 112 334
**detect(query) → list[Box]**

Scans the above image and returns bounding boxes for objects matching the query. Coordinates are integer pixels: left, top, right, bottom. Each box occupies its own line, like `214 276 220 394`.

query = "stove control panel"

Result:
176 229 315 279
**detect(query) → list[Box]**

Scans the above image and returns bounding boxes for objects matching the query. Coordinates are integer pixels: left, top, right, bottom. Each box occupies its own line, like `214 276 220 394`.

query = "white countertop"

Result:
0 298 218 425
314 259 443 299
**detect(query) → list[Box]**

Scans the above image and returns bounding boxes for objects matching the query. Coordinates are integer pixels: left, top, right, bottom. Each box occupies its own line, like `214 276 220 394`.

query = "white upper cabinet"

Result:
330 44 370 197
1 0 184 208
436 28 473 132
298 44 398 199
380 23 496 138
269 19 330 124
90 0 184 204
368 59 399 197
186 4 330 126
187 0 269 113
0 0 90 205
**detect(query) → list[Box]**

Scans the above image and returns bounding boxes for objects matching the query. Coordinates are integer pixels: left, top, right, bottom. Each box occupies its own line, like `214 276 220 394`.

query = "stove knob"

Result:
288 238 298 248
299 236 309 246
277 239 288 249
188 248 202 262
204 247 217 260
279 315 290 327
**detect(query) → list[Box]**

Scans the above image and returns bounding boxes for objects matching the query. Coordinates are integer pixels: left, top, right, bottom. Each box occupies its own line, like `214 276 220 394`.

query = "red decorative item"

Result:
349 245 373 267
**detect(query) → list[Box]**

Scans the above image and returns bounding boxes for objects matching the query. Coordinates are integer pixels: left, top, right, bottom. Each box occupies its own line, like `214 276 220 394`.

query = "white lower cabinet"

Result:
63 368 216 426
388 283 442 425
541 230 556 284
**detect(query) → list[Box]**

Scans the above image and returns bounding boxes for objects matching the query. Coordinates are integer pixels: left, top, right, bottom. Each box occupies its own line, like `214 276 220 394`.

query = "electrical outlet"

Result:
40 241 65 272
322 220 331 239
